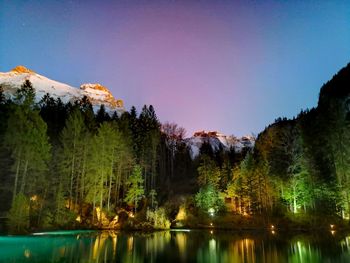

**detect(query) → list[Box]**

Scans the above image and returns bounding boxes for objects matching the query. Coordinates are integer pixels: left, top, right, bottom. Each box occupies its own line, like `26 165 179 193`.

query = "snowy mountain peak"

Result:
0 66 125 114
80 83 124 108
11 65 35 74
186 130 255 159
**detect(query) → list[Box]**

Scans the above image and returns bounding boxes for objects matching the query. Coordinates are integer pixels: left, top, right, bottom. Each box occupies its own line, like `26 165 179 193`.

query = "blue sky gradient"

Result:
1 0 349 136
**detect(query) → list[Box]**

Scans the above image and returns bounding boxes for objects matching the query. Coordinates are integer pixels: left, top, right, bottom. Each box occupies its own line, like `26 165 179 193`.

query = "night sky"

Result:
1 0 349 137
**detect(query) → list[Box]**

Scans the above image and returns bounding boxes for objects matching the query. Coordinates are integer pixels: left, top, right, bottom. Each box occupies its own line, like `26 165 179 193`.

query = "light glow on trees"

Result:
208 208 215 217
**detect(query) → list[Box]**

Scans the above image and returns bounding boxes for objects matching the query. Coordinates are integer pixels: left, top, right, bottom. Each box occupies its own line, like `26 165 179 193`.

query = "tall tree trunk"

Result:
115 163 122 206
37 188 47 226
293 184 297 213
12 153 21 204
81 147 87 207
100 172 104 211
70 153 75 210
20 159 28 194
107 161 114 212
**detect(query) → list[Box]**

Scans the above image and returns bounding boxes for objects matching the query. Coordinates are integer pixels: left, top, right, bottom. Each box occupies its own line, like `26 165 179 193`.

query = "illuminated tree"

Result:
5 81 51 204
7 193 30 233
197 155 221 188
195 184 224 214
149 189 158 209
58 108 88 210
125 165 144 214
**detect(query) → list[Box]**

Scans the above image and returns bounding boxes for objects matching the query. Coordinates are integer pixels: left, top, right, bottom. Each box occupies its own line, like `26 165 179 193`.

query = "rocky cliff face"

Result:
80 83 124 109
185 130 255 159
0 66 125 114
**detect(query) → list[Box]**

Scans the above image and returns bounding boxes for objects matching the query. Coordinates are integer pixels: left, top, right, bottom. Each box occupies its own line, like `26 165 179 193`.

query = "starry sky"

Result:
1 0 349 137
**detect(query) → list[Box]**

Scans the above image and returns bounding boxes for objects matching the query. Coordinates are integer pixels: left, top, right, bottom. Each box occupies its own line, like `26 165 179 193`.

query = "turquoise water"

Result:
1 229 350 262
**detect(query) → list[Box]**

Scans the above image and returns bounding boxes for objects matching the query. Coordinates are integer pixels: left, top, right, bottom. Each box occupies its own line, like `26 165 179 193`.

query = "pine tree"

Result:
0 84 5 103
96 104 110 124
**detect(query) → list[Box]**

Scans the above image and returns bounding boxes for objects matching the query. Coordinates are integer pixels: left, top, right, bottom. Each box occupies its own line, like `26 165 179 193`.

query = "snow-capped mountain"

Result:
0 66 124 114
185 131 255 159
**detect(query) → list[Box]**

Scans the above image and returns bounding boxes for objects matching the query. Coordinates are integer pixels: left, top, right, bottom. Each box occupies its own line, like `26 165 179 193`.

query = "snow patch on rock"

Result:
185 131 255 159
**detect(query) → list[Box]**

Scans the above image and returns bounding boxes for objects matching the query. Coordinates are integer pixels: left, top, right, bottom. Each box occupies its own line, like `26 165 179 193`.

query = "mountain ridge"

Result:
0 65 125 114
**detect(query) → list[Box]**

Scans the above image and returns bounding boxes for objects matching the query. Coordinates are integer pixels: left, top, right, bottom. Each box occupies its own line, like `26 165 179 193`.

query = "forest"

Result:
0 63 349 234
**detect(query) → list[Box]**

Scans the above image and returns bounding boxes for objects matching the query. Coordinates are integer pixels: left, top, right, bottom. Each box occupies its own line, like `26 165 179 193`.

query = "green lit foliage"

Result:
126 105 161 195
52 183 77 227
197 155 221 188
266 122 314 213
58 108 88 210
4 80 51 204
125 165 144 214
195 154 225 214
85 121 133 224
226 156 253 215
146 207 171 229
195 184 224 213
91 122 119 212
148 189 158 209
7 193 30 233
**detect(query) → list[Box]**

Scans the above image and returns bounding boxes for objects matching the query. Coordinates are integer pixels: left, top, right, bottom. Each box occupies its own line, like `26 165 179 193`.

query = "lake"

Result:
1 229 350 262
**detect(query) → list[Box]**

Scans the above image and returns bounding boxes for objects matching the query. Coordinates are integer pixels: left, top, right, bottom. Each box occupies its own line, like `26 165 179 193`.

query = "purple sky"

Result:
1 0 350 136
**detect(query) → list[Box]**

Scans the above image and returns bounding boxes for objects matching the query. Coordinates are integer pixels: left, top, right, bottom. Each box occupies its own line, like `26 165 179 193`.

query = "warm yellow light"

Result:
210 223 213 226
95 207 101 222
331 230 335 235
176 206 187 221
127 236 134 252
129 212 134 218
330 224 334 229
271 230 275 235
24 249 31 258
30 195 38 201
208 208 215 216
76 215 82 223
210 230 213 234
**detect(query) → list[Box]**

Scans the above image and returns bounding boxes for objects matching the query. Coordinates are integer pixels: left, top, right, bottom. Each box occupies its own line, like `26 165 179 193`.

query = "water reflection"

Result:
1 230 350 262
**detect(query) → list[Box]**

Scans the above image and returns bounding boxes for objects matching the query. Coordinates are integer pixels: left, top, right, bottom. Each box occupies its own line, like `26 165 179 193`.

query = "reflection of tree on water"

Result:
2 230 350 262
175 232 187 261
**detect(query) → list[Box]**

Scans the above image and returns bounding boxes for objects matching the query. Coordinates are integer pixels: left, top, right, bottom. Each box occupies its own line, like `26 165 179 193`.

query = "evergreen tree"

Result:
39 94 67 144
0 84 5 103
96 104 111 124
